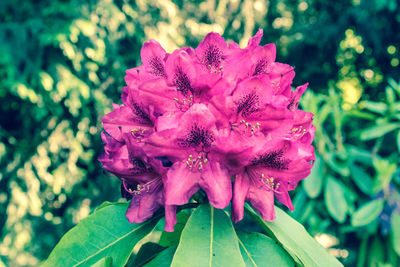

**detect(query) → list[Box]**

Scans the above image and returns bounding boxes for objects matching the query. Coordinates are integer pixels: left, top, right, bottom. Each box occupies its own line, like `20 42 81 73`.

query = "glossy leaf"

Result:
237 231 294 267
41 202 159 267
171 204 245 267
391 212 400 256
351 199 384 227
325 177 348 223
303 156 324 198
144 247 176 267
245 204 343 267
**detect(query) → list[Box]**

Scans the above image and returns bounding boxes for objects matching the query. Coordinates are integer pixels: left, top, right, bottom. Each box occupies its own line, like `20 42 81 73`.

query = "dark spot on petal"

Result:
148 56 166 77
132 103 152 124
178 124 214 148
237 92 259 117
203 44 223 69
251 150 289 170
174 69 193 96
253 58 269 76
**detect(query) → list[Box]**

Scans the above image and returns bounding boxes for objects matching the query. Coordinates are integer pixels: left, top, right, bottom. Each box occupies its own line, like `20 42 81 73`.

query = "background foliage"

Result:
0 0 399 266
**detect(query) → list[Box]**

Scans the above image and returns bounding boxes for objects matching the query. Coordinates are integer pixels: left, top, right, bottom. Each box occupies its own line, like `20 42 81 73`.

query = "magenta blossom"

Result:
99 29 315 230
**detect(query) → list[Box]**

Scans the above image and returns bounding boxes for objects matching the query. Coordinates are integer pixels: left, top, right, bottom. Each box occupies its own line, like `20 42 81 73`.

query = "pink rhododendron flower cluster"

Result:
99 29 315 232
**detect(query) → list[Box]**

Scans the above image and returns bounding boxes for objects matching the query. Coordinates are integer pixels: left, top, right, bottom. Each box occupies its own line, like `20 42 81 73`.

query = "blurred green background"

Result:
0 0 399 266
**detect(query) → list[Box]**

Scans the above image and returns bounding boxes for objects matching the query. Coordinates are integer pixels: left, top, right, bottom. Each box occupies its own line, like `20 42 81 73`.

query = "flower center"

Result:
131 127 146 142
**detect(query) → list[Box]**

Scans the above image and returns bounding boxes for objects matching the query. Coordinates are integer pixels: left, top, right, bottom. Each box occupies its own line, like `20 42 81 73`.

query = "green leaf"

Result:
359 123 400 140
349 164 373 195
245 204 343 267
360 101 388 115
303 156 324 198
391 212 400 256
144 247 176 267
41 202 159 267
397 131 400 153
237 231 294 267
128 242 165 267
159 211 190 247
351 199 384 227
325 177 348 223
91 256 112 267
171 204 245 267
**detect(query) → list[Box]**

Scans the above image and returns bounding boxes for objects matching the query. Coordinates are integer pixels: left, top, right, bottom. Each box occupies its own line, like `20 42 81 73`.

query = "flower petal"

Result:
164 205 177 232
248 184 276 221
164 162 200 205
232 171 250 222
125 187 163 223
199 161 232 209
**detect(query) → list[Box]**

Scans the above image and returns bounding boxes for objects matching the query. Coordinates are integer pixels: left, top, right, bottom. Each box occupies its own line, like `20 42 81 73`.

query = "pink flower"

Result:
99 29 316 229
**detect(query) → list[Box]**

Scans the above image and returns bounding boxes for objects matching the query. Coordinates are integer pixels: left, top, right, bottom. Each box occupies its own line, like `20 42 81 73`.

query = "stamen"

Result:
173 95 193 112
131 127 146 142
231 120 261 136
185 152 209 172
290 125 307 138
260 174 281 193
122 179 156 196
